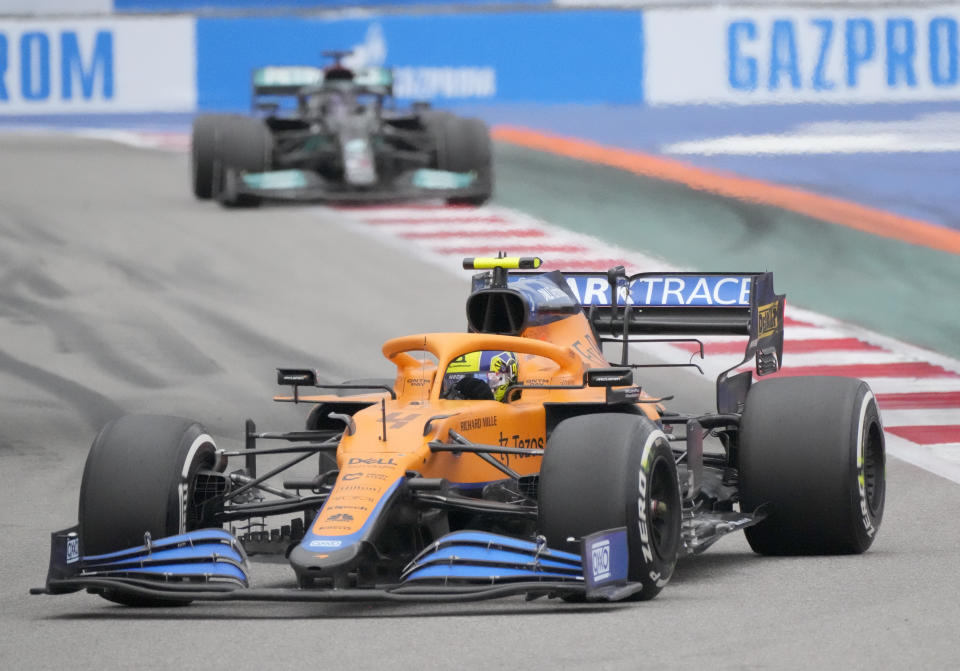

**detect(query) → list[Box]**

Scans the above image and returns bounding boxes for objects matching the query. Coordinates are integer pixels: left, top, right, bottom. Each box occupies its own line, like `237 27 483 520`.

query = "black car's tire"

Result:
78 415 222 606
426 113 493 206
739 376 886 555
214 116 273 208
190 114 220 199
539 414 682 601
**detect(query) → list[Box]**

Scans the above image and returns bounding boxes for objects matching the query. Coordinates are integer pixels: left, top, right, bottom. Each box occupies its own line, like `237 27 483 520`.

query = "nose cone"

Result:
289 540 367 584
288 468 406 582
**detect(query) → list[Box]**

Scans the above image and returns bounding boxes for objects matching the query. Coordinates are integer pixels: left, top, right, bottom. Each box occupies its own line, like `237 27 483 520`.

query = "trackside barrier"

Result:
194 11 645 110
112 0 549 11
0 17 195 114
645 4 960 104
2 4 958 116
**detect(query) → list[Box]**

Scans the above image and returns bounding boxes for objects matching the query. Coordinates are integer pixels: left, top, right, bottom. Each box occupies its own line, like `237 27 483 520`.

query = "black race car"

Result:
191 51 492 207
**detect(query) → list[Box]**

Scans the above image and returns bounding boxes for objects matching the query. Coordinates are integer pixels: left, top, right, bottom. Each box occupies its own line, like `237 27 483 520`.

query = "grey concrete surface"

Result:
1 136 958 670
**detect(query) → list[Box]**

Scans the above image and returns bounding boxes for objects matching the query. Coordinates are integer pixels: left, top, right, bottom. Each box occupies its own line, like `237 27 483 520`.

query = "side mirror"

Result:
277 368 317 386
584 367 633 388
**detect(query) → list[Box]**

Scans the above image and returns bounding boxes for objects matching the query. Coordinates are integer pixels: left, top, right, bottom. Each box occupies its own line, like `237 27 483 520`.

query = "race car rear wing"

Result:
251 65 394 98
251 66 326 97
563 269 780 336
495 267 785 414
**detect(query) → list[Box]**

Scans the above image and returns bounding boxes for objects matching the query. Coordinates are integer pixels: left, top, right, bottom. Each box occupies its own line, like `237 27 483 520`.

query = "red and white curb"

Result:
331 204 960 485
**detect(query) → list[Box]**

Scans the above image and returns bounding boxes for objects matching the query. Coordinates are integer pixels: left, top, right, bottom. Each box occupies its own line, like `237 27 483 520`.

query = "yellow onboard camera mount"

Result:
463 255 542 288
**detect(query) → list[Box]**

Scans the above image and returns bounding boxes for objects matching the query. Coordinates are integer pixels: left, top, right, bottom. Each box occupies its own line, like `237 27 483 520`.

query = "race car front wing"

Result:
220 167 490 204
32 527 642 604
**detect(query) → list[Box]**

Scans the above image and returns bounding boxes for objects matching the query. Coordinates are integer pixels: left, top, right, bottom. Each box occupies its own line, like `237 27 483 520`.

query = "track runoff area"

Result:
106 128 960 485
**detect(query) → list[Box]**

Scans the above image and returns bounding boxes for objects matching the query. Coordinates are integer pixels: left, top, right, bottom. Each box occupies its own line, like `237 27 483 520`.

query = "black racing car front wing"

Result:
219 167 491 204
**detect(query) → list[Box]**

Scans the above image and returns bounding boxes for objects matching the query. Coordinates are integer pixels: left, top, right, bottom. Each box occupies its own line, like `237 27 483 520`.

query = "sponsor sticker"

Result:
65 535 80 564
582 528 629 590
647 7 960 105
510 275 754 307
460 416 498 432
347 457 397 466
758 300 780 338
0 17 195 114
591 539 611 581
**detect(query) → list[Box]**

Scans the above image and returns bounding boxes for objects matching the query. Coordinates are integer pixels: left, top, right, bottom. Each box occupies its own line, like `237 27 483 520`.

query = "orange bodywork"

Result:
283 310 659 541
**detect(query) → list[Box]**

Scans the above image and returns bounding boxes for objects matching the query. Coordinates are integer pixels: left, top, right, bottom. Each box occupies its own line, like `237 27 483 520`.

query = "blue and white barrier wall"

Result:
0 4 958 115
0 17 195 113
645 6 960 104
197 12 644 110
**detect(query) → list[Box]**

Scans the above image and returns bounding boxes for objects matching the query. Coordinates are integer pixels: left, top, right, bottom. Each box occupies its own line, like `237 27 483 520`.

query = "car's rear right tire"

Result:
538 413 682 601
425 113 493 206
739 376 886 555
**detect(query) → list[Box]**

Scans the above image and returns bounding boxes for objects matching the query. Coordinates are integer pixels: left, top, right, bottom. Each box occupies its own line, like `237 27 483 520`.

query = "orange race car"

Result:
33 256 886 606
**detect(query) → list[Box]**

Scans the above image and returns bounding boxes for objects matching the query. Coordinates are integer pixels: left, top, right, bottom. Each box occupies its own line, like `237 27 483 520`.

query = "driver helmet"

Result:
442 351 519 402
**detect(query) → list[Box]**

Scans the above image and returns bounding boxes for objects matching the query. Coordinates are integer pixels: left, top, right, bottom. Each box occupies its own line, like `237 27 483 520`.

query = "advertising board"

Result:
0 17 195 114
646 6 960 104
196 11 644 109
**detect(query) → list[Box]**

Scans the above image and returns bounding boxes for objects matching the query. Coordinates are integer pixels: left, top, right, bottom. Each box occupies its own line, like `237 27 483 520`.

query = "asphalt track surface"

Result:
2 135 960 669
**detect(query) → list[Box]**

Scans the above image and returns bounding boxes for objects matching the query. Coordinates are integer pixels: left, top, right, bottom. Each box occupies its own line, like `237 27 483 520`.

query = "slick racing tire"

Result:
78 415 224 606
539 414 682 601
213 116 274 208
191 114 220 199
426 113 493 206
739 377 886 555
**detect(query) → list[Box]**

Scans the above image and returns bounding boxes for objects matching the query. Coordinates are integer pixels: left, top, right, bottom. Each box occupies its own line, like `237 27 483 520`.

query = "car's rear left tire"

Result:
739 376 886 555
78 414 224 605
191 114 220 199
538 413 682 601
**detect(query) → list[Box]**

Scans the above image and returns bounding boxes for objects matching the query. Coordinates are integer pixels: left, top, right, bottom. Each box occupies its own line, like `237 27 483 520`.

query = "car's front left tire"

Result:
78 414 224 605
